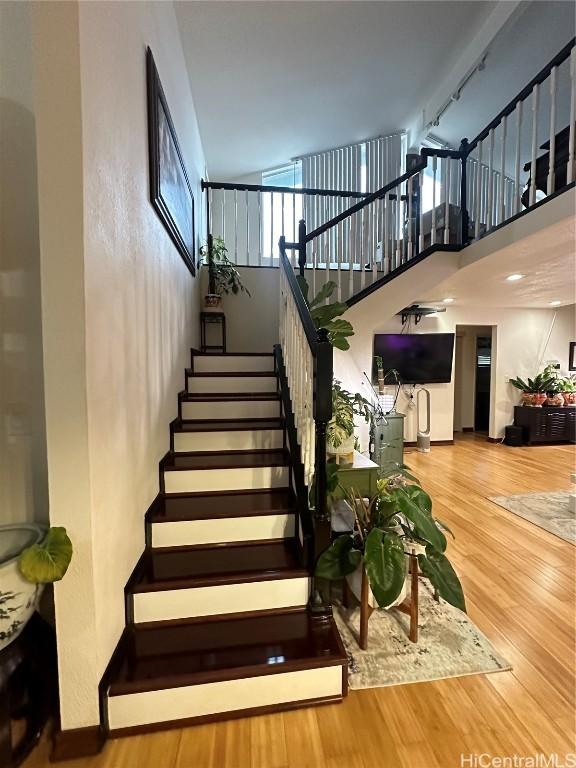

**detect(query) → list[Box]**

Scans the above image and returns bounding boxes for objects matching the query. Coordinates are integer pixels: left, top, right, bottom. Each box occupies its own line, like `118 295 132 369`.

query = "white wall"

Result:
335 303 576 445
33 0 206 730
199 266 279 353
0 2 48 525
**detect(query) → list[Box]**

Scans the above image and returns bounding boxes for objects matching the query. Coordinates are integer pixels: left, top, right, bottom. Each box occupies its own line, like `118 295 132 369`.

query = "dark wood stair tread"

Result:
173 418 284 433
105 611 346 695
148 490 294 523
130 539 306 591
191 352 274 357
162 449 288 471
186 370 277 378
180 392 280 402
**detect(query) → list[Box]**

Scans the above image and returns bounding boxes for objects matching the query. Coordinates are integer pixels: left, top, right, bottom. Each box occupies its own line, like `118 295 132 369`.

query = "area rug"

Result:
333 580 511 690
488 491 575 543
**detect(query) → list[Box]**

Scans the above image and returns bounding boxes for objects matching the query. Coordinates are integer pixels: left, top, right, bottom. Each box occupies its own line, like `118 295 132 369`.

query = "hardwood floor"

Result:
25 435 576 768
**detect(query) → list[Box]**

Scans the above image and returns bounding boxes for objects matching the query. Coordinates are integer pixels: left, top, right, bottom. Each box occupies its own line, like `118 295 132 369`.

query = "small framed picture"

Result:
569 342 576 371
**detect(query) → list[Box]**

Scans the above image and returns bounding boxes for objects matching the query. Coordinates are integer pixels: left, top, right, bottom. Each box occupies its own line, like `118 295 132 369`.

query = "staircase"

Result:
99 351 347 736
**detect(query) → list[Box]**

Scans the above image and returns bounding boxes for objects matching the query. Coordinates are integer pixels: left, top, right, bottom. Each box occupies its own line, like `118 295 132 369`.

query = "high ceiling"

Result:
176 0 496 178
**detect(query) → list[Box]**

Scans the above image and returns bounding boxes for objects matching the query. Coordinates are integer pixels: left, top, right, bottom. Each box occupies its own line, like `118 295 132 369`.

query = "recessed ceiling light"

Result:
506 274 525 282
549 300 561 306
443 298 454 304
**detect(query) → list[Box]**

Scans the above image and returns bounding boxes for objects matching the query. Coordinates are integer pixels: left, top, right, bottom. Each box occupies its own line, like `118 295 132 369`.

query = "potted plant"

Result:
0 526 73 650
327 380 373 462
559 375 576 406
316 468 465 614
509 369 556 407
198 236 251 311
296 278 354 350
374 356 385 394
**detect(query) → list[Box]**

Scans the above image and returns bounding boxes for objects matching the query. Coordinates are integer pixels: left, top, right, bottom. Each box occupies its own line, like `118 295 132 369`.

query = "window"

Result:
262 164 303 259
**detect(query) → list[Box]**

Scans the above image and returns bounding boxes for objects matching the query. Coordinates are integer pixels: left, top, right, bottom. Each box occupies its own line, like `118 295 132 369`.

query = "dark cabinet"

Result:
514 406 576 444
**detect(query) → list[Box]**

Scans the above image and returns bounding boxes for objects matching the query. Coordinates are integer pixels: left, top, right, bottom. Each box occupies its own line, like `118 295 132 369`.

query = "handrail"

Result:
467 37 575 153
203 179 369 200
304 147 463 243
279 239 318 349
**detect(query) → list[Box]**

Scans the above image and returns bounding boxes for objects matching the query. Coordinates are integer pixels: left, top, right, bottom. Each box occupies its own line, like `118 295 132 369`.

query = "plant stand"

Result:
0 613 56 767
200 312 226 353
343 553 438 649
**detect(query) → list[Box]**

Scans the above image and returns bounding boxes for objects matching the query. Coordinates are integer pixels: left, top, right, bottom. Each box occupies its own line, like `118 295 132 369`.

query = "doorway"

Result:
453 325 493 436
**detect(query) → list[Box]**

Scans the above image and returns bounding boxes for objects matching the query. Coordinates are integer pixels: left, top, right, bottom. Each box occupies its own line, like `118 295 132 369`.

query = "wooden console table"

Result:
514 405 576 444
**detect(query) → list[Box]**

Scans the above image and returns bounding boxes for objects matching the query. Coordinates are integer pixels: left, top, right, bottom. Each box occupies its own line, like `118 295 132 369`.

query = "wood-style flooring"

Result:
25 434 576 768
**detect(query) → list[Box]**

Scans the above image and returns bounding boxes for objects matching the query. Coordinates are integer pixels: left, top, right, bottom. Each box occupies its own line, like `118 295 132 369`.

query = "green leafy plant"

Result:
296 277 353 350
199 237 251 297
316 469 465 612
328 380 373 448
509 370 556 393
18 527 73 584
558 375 576 393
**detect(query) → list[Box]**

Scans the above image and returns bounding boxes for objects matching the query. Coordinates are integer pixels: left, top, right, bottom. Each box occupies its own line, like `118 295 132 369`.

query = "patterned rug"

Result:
333 580 511 690
488 491 575 543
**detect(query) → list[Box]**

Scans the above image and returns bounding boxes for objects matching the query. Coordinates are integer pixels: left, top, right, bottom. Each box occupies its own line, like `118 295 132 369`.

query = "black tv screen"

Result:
373 333 455 384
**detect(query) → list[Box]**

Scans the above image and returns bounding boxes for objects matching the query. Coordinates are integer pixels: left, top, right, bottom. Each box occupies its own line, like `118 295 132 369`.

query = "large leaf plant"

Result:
328 380 373 448
316 468 466 612
296 277 353 350
509 365 556 393
19 527 73 584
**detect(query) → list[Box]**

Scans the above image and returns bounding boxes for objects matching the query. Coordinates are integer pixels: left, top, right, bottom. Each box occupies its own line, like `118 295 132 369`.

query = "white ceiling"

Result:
176 0 497 178
420 208 576 309
435 0 576 151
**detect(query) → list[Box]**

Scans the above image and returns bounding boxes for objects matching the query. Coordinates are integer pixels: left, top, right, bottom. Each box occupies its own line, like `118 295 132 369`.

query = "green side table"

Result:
334 450 379 498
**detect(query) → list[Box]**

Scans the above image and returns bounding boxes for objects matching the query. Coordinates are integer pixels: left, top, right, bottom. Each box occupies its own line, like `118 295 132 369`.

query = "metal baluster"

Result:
547 66 557 195
474 142 483 239
529 83 540 207
234 188 238 261
348 205 354 298
383 193 389 275
220 189 225 243
407 176 413 260
418 170 424 253
431 155 438 245
395 186 402 267
568 47 576 184
486 129 494 230
258 191 262 266
245 190 250 265
270 192 274 261
324 195 330 285
292 191 296 265
499 116 507 225
514 100 523 213
281 193 286 264
444 160 451 244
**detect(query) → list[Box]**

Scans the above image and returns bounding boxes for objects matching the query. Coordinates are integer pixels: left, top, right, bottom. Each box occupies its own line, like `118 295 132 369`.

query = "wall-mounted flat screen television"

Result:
373 333 455 384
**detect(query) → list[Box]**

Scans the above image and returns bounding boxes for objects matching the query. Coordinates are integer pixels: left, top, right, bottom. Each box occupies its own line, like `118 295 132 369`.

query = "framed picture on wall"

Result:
569 342 576 371
146 47 195 275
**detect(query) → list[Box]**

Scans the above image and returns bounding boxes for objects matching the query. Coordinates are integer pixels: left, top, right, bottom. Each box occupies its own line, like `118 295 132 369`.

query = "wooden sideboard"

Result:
514 405 576 444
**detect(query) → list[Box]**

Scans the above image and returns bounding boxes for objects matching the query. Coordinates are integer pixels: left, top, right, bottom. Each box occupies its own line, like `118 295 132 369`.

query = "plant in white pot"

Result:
0 526 73 650
327 380 373 462
199 236 251 311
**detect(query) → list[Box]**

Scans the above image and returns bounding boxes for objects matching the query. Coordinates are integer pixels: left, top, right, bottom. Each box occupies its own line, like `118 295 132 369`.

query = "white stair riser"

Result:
151 514 295 547
181 401 280 420
174 429 283 453
132 577 311 623
193 356 275 373
188 377 277 394
107 665 343 731
164 466 289 494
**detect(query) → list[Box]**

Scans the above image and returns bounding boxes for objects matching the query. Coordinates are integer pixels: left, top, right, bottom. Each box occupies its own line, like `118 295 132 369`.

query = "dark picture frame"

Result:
146 47 195 275
569 342 576 371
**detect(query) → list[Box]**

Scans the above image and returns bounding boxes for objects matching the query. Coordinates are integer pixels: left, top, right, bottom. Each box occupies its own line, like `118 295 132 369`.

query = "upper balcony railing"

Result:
202 38 575 306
